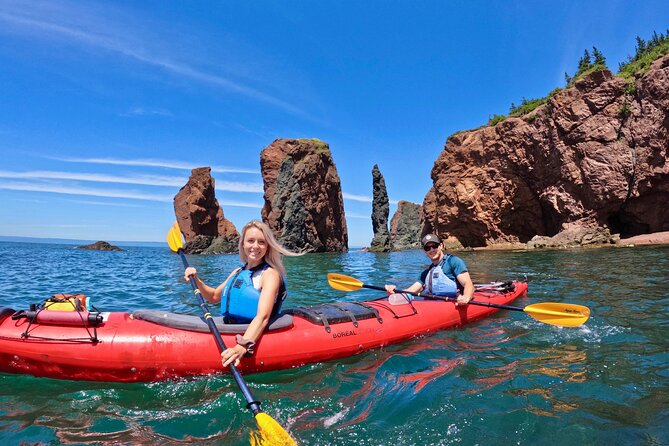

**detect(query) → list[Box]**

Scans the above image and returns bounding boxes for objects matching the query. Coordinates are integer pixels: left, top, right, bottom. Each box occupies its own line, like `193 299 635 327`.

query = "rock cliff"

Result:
423 55 669 247
370 164 391 252
390 200 422 250
173 167 239 254
261 138 348 252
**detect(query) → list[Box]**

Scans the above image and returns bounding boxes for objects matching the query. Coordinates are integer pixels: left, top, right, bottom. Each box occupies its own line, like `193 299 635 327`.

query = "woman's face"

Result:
243 227 268 264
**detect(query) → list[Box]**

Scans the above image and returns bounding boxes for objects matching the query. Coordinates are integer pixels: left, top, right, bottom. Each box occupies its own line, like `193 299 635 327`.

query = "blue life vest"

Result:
425 256 459 297
221 263 286 323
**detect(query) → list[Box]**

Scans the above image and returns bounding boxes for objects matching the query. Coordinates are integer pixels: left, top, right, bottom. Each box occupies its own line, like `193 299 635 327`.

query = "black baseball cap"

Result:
421 234 441 246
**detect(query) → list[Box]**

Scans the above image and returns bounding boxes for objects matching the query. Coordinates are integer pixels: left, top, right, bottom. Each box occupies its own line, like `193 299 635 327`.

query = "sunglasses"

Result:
423 243 440 251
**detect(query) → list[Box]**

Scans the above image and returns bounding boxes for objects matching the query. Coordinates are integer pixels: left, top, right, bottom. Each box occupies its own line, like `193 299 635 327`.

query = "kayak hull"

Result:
0 282 527 382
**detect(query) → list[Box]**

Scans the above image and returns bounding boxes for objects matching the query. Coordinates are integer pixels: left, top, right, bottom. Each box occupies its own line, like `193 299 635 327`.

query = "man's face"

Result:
423 242 442 262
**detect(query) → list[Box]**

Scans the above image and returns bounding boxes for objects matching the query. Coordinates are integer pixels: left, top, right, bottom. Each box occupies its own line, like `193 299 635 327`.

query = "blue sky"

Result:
0 1 667 247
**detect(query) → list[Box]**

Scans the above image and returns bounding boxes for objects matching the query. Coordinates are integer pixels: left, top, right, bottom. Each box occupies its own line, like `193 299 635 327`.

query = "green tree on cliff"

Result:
488 31 668 127
618 29 669 78
565 46 609 87
592 47 606 66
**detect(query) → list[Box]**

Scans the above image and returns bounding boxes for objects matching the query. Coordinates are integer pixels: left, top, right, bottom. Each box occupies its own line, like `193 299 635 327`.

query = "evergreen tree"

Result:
592 46 606 66
651 30 660 46
634 36 646 60
577 49 592 75
564 72 572 85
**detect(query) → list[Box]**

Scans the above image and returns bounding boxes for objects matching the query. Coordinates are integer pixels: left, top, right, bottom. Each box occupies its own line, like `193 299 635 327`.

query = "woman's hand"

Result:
221 345 247 367
184 267 197 282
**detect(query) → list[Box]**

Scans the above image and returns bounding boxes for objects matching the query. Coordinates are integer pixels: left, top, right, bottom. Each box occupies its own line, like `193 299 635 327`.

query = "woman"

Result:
184 220 300 367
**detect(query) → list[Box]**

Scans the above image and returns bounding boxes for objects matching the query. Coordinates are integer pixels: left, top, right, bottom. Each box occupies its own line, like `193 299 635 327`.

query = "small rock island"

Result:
77 241 124 251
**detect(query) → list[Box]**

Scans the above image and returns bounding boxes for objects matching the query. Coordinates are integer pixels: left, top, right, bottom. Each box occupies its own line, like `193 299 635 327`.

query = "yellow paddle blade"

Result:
523 302 591 327
250 413 298 446
327 273 364 292
166 221 184 252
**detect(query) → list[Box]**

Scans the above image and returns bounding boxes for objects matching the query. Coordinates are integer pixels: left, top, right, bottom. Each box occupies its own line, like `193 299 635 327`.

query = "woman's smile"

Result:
244 227 268 265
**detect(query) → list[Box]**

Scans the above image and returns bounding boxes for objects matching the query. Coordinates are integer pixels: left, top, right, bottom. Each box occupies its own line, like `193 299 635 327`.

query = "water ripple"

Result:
0 242 668 445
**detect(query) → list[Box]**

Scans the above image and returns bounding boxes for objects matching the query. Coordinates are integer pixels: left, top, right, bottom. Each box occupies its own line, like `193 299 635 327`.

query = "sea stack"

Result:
173 167 239 254
369 164 391 252
390 200 422 250
261 138 348 252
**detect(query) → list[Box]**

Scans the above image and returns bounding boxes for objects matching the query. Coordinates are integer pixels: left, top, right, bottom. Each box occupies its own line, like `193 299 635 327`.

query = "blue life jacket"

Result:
221 263 286 323
425 256 459 297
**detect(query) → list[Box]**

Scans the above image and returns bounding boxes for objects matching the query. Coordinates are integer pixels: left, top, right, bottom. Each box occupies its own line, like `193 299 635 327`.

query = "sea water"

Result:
0 241 667 445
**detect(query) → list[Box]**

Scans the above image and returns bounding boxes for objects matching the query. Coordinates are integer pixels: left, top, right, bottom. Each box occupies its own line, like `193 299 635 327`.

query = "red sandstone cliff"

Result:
173 167 239 253
261 138 348 252
423 55 669 247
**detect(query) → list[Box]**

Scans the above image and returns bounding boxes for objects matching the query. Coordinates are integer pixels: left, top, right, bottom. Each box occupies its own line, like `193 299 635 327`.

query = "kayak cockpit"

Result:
132 310 294 333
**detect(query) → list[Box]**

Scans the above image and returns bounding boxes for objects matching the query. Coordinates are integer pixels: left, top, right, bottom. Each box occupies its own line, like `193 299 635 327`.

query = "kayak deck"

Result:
0 282 527 382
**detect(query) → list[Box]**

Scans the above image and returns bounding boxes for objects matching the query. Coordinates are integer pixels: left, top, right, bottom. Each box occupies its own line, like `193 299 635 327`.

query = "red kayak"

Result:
0 282 527 382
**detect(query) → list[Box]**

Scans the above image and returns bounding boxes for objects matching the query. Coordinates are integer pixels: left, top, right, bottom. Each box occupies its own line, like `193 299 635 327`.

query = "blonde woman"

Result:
184 220 300 367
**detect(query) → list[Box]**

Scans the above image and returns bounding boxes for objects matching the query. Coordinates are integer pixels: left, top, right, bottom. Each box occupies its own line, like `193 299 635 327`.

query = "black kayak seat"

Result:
132 310 293 334
0 307 14 322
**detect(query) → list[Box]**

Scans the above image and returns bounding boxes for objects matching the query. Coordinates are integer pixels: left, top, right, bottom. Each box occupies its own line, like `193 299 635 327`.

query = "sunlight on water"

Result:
0 242 667 445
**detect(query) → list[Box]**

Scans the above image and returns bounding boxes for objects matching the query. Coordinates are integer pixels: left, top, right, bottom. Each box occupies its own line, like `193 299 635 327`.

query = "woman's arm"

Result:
221 268 280 367
184 267 238 304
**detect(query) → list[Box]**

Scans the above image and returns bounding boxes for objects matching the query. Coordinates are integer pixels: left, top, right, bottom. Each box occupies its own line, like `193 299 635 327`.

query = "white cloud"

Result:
0 2 309 117
345 212 370 219
343 192 399 205
47 156 260 174
0 169 264 192
219 200 263 209
0 170 185 186
121 107 173 117
0 180 264 207
4 223 108 228
216 181 263 193
61 199 144 208
343 192 372 203
0 181 172 202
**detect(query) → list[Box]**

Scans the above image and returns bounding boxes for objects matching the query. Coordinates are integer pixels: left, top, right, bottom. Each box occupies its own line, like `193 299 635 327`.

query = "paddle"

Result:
167 222 297 446
327 273 590 327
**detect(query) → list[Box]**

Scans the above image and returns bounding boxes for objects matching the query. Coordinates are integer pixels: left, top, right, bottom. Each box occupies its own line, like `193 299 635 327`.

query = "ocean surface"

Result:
0 241 667 445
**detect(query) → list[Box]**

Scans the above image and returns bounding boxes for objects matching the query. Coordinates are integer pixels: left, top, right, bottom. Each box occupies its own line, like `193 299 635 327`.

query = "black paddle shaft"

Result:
366 283 525 312
178 250 262 415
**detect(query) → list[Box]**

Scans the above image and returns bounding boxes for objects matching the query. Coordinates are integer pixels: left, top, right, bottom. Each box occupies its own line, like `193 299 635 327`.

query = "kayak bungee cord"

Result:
327 273 590 327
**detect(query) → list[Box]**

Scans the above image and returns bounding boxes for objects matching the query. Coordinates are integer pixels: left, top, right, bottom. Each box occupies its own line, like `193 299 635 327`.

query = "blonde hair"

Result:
238 220 301 276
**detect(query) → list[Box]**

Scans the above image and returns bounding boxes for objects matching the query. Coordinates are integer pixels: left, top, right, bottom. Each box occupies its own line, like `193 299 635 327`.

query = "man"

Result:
385 234 474 306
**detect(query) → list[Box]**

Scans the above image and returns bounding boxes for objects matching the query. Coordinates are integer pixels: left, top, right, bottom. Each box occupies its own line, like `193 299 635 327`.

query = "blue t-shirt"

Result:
419 255 468 291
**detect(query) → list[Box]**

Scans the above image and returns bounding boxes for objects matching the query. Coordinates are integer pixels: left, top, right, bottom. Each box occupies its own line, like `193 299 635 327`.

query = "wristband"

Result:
235 335 256 356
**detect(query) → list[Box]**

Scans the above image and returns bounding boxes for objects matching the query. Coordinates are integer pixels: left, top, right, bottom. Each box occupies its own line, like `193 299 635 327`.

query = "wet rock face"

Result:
261 138 348 253
370 164 391 252
527 227 619 249
423 55 669 247
390 201 422 251
173 167 239 254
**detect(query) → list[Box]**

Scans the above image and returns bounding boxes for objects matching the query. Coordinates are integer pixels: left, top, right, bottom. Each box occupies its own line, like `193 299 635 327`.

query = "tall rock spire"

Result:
369 164 391 252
